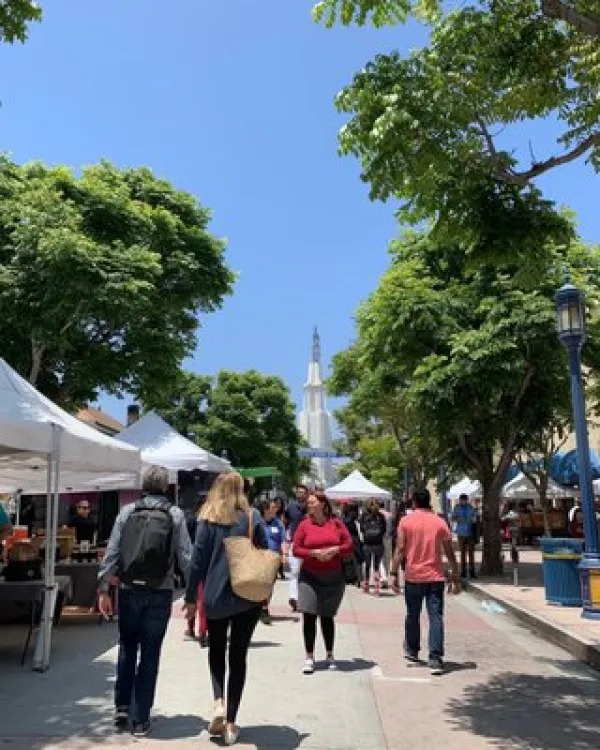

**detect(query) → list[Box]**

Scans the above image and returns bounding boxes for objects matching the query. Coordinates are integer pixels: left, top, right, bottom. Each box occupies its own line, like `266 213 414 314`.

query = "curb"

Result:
465 581 600 671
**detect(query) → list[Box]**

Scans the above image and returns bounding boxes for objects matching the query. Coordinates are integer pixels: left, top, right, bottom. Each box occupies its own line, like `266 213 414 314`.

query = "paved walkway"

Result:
1 577 600 749
467 548 600 668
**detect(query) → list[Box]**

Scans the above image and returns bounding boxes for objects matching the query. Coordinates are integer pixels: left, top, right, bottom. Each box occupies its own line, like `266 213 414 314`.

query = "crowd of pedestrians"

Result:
97 471 464 745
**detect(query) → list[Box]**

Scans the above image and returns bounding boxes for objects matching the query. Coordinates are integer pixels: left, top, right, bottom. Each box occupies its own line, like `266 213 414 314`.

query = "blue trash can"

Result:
540 537 584 607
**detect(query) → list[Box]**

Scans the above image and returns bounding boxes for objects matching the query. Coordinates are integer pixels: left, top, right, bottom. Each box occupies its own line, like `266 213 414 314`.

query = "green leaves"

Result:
147 370 303 490
0 1 41 43
0 158 234 408
312 0 440 27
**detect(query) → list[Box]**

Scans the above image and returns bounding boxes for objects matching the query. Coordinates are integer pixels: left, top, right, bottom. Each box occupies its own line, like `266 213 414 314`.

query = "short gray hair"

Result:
142 465 169 495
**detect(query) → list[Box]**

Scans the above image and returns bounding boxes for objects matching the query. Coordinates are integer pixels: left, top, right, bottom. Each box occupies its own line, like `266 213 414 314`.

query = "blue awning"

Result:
550 450 600 486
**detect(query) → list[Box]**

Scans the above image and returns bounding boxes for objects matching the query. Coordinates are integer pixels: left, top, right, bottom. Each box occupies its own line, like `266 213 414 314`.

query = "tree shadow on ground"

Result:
446 671 600 749
209 724 310 749
147 713 205 740
477 561 544 589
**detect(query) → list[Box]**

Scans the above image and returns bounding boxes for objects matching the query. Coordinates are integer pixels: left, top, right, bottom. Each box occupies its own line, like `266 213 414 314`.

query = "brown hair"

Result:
311 491 333 519
365 499 380 514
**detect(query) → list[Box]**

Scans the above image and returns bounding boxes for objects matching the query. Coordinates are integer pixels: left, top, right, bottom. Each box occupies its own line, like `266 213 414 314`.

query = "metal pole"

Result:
567 346 598 553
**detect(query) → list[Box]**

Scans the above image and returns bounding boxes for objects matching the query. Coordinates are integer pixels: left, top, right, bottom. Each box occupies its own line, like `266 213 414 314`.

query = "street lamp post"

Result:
555 282 600 619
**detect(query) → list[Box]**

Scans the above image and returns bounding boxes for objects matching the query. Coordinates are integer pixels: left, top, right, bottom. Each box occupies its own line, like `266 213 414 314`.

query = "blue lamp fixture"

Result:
555 283 600 619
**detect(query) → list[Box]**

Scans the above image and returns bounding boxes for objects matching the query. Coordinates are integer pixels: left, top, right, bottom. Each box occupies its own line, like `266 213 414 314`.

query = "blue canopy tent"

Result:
550 450 600 487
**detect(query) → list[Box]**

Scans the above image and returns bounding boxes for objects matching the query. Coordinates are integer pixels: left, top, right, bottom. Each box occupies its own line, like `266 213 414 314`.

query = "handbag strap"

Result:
247 509 254 545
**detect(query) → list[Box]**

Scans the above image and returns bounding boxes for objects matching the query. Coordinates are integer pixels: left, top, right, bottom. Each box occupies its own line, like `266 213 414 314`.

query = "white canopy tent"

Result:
502 472 572 500
117 411 231 483
0 359 141 671
448 477 481 501
325 470 392 501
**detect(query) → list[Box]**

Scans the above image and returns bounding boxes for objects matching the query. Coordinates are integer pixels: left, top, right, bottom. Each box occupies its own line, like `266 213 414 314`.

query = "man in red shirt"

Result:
390 488 460 675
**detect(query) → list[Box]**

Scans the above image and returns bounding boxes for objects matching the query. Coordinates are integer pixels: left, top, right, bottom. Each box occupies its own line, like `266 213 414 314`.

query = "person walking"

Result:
292 491 353 674
359 499 387 595
97 466 192 737
342 502 364 588
391 488 460 676
184 495 209 647
184 472 268 747
285 484 308 612
452 493 478 579
258 499 286 624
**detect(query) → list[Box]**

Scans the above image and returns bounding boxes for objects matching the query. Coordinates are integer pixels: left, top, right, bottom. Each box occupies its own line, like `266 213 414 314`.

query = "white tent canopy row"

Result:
448 478 481 501
325 470 391 501
0 358 142 671
117 411 231 480
501 472 573 500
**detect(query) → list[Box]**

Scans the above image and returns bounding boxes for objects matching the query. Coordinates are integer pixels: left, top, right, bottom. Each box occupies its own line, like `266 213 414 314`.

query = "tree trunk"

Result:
480 478 503 576
539 474 552 538
29 342 44 386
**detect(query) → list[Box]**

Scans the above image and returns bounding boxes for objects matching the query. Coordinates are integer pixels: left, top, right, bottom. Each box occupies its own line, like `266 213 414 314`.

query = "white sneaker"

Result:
326 656 338 671
302 658 315 675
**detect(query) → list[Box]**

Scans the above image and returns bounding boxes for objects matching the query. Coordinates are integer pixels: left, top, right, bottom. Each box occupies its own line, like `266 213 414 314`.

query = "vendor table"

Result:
0 576 72 664
54 562 100 609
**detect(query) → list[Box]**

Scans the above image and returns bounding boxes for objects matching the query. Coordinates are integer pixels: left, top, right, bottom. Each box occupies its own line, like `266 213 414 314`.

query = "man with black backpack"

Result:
97 465 192 737
359 499 388 596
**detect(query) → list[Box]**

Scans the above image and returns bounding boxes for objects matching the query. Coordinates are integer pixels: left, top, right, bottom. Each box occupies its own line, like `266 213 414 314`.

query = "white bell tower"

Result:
298 328 335 487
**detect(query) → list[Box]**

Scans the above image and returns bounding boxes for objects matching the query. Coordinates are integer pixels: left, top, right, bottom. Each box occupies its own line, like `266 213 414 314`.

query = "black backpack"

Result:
119 501 174 588
362 512 385 544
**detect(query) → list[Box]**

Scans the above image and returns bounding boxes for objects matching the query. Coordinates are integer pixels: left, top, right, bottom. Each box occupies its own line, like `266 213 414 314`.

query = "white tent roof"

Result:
502 472 572 500
326 470 391 500
117 411 231 477
448 477 481 501
0 359 141 493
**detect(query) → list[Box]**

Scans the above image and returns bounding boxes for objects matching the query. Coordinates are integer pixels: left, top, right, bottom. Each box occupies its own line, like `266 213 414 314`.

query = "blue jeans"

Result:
404 581 445 660
115 588 172 723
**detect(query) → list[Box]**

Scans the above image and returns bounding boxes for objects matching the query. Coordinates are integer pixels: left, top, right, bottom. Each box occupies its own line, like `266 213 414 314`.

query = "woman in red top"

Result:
292 492 353 674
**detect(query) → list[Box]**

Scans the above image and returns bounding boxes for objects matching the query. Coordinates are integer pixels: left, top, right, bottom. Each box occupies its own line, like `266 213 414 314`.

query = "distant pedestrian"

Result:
285 485 309 612
391 488 460 676
258 499 286 624
359 500 387 596
292 492 353 674
342 502 364 588
452 493 478 579
98 465 192 737
184 472 268 747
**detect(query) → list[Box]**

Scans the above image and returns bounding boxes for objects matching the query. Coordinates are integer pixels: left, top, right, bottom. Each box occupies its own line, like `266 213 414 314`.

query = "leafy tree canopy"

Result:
147 370 303 490
334 200 600 572
0 1 41 43
0 158 234 408
319 1 600 224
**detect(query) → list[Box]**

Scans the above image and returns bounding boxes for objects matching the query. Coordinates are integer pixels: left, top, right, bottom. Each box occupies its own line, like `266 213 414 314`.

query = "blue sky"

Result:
1 1 598 422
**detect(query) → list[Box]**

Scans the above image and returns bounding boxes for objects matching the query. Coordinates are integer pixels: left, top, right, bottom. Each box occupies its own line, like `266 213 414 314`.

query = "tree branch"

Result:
456 432 484 473
475 115 499 158
541 0 600 41
504 131 600 185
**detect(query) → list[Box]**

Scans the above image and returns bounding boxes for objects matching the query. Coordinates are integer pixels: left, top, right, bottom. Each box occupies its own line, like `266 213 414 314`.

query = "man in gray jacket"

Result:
98 466 192 737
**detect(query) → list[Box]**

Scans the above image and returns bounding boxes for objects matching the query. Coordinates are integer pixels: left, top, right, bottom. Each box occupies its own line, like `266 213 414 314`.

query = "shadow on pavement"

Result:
215 724 309 749
149 713 206 740
446 672 600 749
248 640 281 649
322 658 376 673
443 661 477 674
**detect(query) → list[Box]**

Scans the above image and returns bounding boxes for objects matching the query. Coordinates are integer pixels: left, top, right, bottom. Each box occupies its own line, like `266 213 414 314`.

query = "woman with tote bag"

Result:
184 472 269 746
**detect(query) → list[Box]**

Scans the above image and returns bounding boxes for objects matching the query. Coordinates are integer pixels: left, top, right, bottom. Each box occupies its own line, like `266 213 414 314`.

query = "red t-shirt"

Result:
399 510 451 583
292 516 353 575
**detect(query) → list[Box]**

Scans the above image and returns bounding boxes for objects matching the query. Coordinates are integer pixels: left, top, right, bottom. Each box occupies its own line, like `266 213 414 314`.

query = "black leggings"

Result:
207 606 260 723
303 613 335 654
363 543 384 581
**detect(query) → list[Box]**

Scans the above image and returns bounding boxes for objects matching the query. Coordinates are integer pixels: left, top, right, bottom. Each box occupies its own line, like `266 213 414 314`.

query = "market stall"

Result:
325 470 391 502
0 359 141 670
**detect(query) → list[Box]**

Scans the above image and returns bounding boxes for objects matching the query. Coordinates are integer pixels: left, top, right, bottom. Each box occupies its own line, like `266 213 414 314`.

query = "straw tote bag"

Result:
224 510 281 602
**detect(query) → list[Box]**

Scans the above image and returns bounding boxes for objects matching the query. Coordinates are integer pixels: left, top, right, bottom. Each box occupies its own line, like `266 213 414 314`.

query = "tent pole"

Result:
33 424 61 672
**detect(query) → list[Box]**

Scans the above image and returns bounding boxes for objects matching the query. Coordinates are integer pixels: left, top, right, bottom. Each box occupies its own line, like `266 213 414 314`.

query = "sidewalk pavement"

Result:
467 547 600 670
1 575 600 749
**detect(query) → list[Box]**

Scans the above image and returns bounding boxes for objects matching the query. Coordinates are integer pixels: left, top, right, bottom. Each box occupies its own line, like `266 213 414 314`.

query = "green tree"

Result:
0 1 41 42
317 1 600 225
0 158 234 408
148 370 303 490
337 210 600 574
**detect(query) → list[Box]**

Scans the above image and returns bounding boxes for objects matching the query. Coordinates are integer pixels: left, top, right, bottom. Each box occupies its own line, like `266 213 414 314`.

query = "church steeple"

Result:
312 326 321 363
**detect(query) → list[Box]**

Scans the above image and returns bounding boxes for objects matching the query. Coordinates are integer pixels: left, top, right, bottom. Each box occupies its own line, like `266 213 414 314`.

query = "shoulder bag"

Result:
224 510 281 602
